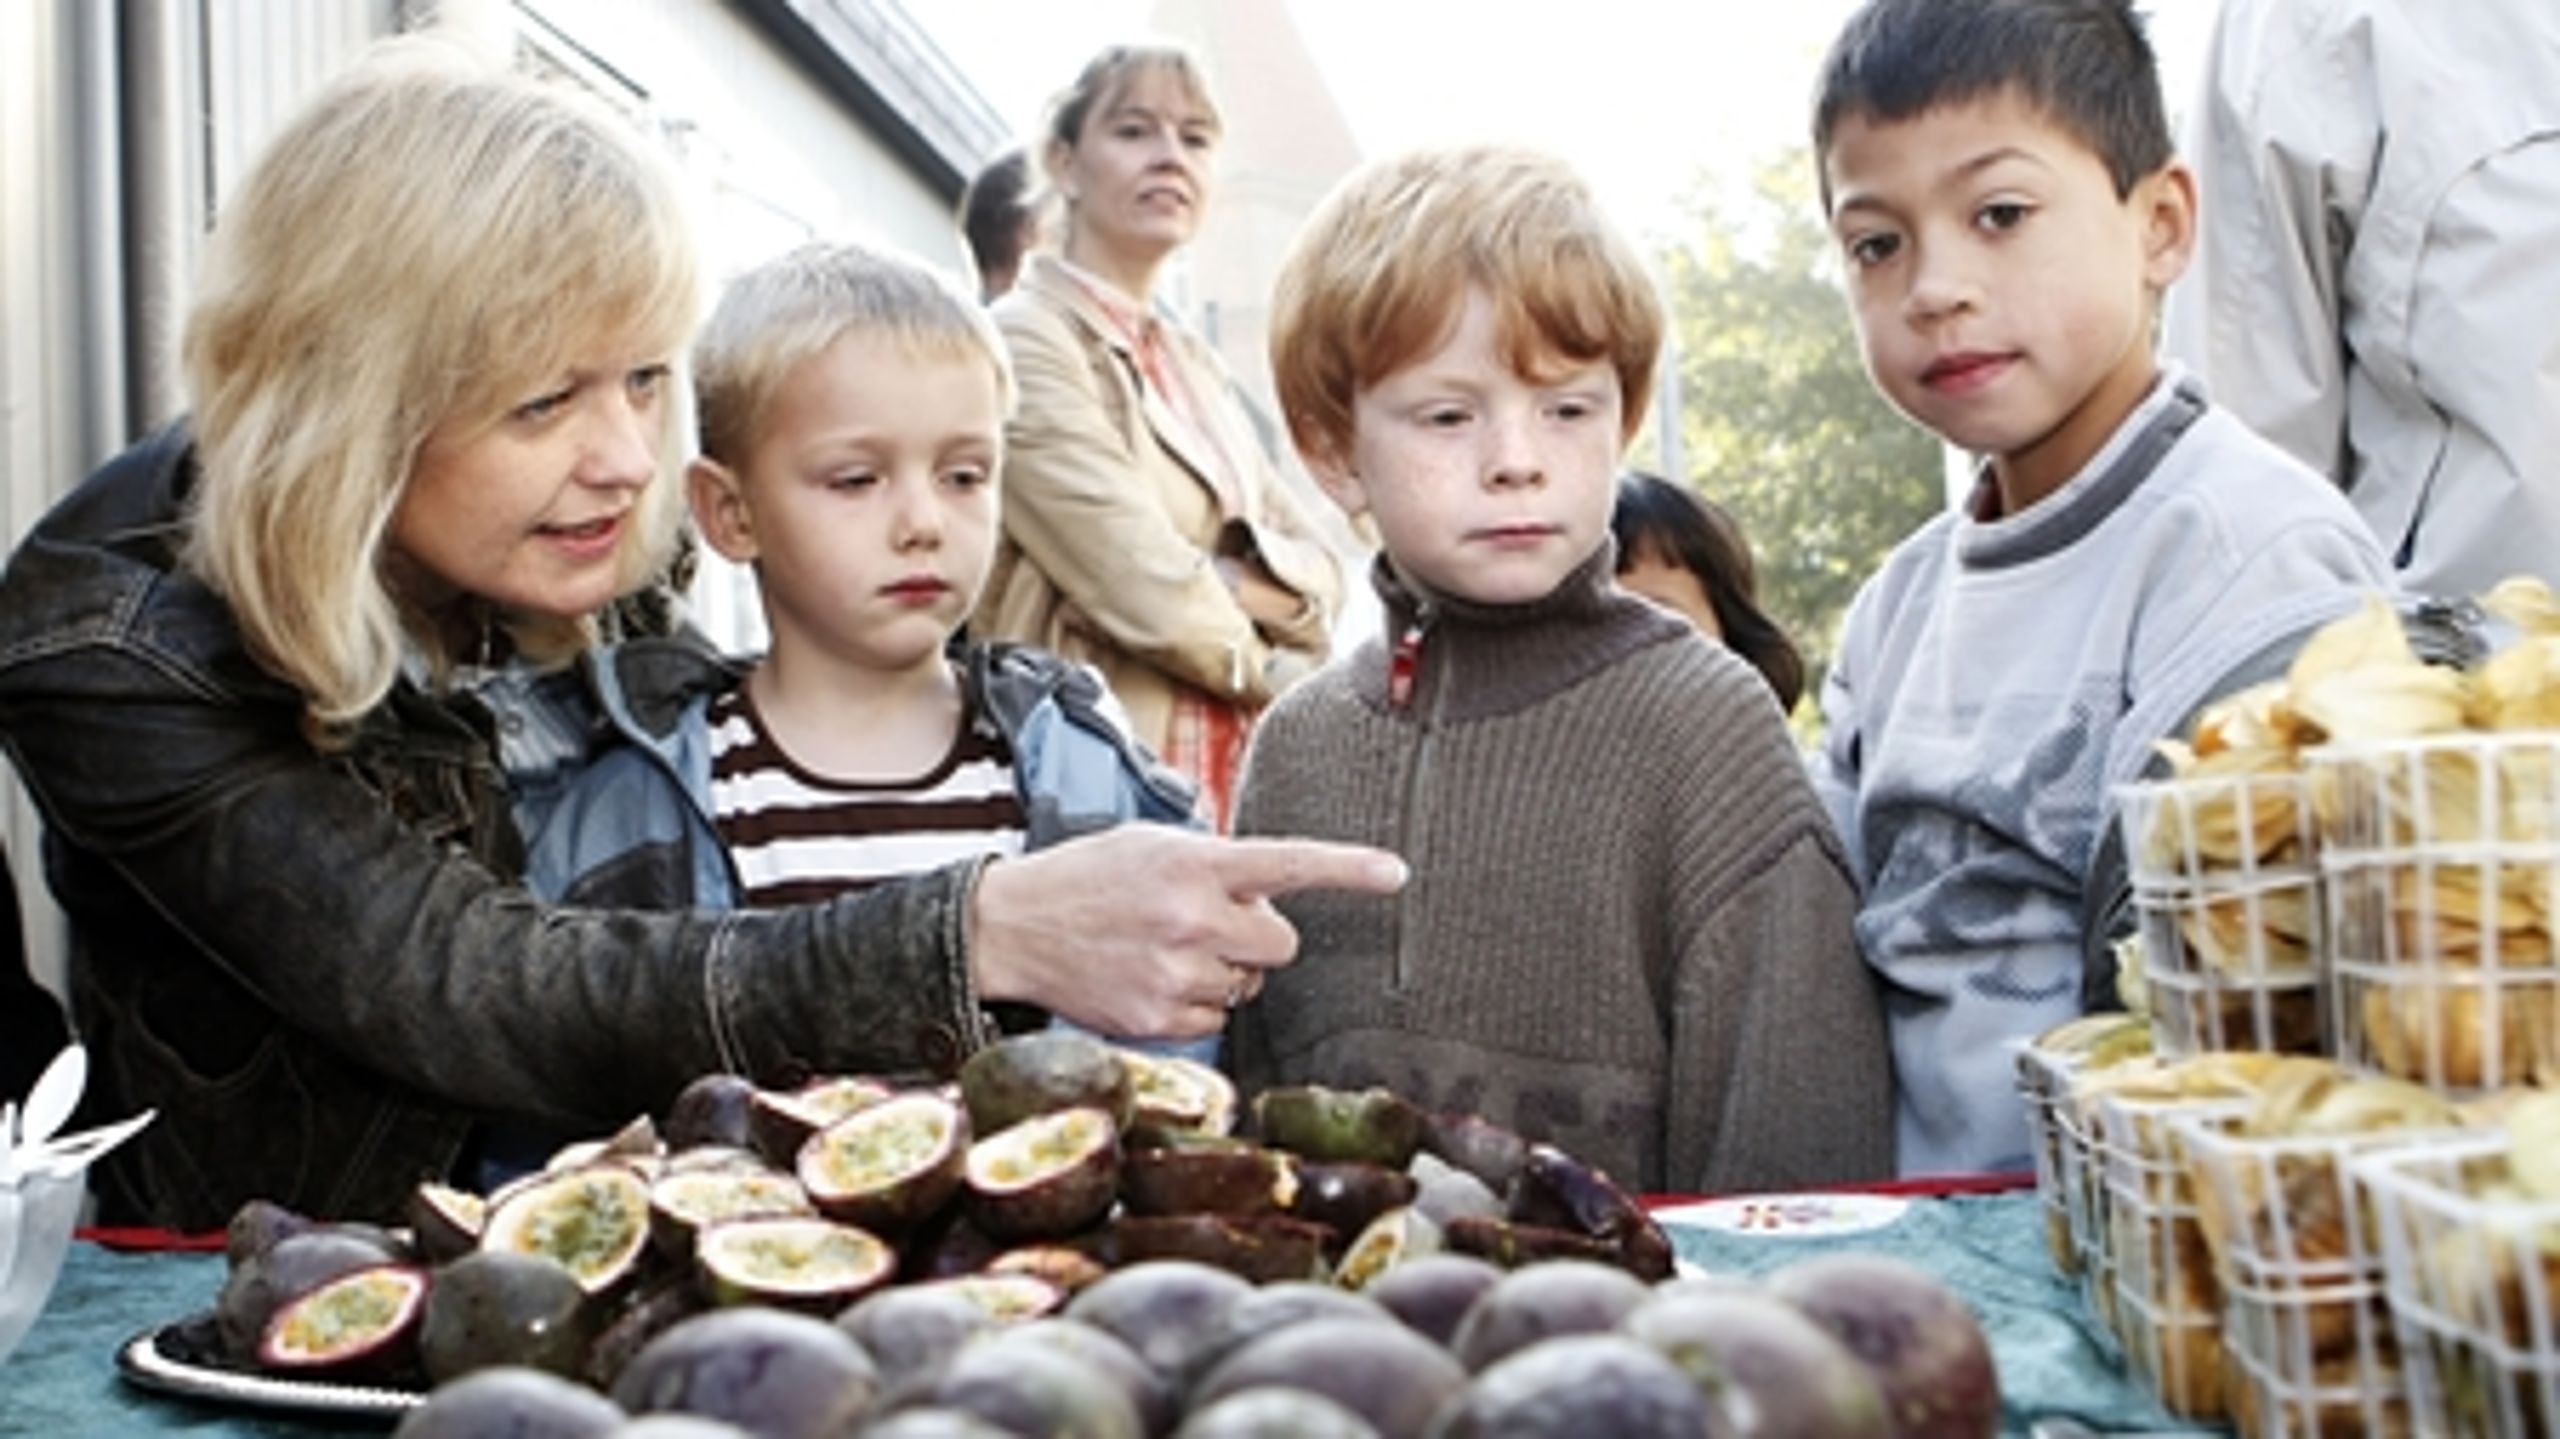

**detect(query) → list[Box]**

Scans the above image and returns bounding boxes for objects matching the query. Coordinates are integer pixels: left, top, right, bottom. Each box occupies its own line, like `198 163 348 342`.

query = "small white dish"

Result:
1651 1191 1913 1238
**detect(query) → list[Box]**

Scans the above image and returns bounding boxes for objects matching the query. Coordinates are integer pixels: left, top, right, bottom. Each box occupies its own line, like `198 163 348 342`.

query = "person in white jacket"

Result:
2164 0 2560 602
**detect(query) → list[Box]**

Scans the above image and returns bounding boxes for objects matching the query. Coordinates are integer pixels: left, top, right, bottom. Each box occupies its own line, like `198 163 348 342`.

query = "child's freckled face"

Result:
1314 289 1624 607
1822 89 2191 503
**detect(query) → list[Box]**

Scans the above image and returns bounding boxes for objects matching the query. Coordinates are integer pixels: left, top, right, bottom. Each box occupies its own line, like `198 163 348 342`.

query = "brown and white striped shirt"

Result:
706 685 1027 908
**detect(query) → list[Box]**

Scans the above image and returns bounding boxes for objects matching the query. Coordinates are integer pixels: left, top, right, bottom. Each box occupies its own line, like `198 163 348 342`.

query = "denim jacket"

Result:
522 637 1214 1066
0 427 1001 1229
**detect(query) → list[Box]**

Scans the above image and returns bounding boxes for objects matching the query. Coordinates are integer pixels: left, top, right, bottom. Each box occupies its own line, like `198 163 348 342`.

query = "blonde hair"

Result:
1042 42 1222 158
1269 145 1664 466
694 240 1014 471
180 35 701 740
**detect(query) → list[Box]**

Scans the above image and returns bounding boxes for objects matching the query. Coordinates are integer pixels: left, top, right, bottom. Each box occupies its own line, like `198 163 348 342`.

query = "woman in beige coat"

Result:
977 43 1341 830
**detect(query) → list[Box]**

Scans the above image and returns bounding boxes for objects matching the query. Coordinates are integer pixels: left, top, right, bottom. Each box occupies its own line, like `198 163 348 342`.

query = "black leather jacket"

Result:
0 427 993 1229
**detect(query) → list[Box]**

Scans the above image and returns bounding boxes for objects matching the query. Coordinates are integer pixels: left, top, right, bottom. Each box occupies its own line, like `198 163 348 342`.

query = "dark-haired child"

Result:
1612 471 1807 712
1807 0 2394 1174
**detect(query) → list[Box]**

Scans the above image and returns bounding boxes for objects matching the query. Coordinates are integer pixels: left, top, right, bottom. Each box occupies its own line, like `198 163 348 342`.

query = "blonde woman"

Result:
0 37 1400 1230
977 43 1342 830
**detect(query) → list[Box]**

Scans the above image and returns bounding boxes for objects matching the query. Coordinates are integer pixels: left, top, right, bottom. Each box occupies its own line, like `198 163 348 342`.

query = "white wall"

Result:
0 1 99 993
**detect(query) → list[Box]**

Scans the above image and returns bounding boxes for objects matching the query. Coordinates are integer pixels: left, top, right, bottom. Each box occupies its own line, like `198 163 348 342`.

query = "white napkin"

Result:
1 1043 151 1365
1 1044 152 1186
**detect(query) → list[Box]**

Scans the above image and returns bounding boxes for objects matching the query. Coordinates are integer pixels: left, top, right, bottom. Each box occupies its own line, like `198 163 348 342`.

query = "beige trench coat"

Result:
976 254 1342 755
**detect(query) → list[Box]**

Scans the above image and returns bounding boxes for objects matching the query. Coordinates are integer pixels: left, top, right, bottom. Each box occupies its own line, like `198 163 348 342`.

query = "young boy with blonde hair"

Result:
1234 145 1895 1194
1808 0 2395 1175
527 240 1208 1062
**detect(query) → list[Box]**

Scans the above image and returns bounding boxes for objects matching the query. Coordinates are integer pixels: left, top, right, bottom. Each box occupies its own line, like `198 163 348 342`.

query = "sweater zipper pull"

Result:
1387 621 1426 712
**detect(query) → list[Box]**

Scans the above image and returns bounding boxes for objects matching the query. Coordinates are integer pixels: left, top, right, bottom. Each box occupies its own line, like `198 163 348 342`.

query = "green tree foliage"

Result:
1655 150 1944 693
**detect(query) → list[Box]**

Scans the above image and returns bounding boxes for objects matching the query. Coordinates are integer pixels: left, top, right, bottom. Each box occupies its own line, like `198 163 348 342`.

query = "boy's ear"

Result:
1301 440 1373 519
687 457 759 564
2138 160 2200 293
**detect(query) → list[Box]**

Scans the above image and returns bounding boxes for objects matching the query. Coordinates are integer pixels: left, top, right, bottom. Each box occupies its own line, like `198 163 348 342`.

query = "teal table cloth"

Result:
1660 1190 2210 1436
5 1192 2213 1435
5 1244 381 1436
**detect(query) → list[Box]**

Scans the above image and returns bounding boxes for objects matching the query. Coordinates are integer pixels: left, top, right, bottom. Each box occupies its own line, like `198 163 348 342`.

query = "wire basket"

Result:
2353 1135 2560 1438
2310 735 2560 1091
2019 1043 2085 1278
2094 1089 2253 1419
2179 1110 2454 1437
2119 771 2328 1057
2017 1015 2152 1283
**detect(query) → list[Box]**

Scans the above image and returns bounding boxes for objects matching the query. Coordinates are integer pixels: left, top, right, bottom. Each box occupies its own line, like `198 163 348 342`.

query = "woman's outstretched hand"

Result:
968 824 1408 1038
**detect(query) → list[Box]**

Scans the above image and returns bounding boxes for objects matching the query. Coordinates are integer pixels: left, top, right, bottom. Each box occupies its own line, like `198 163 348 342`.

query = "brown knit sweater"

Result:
1229 549 1895 1194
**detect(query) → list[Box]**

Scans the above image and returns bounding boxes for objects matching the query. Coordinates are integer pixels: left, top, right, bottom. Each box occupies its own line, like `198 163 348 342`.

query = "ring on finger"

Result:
1224 967 1251 1009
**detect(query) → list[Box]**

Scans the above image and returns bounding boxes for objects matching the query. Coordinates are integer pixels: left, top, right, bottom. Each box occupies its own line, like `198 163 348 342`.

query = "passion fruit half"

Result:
258 1262 431 1384
965 1105 1122 1241
545 1113 665 1178
409 1182 489 1265
748 1075 895 1167
216 1228 408 1362
660 1144 774 1178
649 1167 815 1261
1122 1049 1239 1143
797 1089 970 1234
916 1271 1069 1323
983 1242 1111 1295
1334 1206 1444 1292
693 1214 896 1315
480 1164 657 1298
